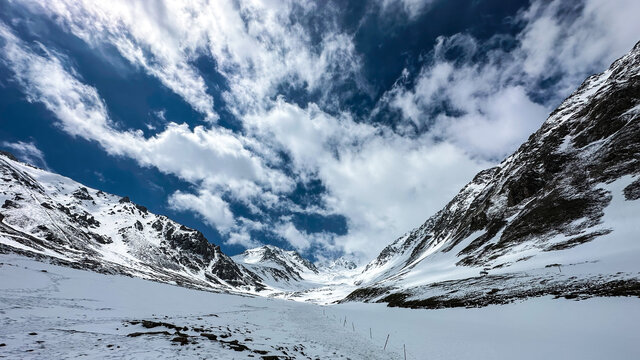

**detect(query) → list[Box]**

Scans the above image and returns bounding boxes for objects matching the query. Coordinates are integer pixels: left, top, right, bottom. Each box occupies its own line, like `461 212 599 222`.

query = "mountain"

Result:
232 245 319 289
321 257 358 272
0 152 264 293
231 246 364 303
344 41 640 308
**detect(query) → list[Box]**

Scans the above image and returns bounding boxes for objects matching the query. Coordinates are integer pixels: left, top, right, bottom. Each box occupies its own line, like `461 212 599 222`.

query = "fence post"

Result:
383 334 390 350
369 328 372 339
404 344 406 360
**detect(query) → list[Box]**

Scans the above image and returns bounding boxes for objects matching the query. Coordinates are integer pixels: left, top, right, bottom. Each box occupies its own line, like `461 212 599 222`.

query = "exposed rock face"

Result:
347 41 640 308
0 153 264 293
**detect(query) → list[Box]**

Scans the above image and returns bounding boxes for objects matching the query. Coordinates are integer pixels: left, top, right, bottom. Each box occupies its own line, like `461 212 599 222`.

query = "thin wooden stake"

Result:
352 322 355 332
383 334 390 350
369 327 372 339
404 344 406 360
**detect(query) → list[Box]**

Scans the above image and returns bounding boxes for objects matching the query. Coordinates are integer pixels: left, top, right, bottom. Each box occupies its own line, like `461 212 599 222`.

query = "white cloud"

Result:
319 137 489 257
0 21 291 217
24 0 220 122
275 221 312 251
169 190 236 232
516 0 640 94
246 99 490 258
431 86 548 160
382 0 640 160
381 35 548 160
22 0 362 118
226 230 262 249
1 141 49 169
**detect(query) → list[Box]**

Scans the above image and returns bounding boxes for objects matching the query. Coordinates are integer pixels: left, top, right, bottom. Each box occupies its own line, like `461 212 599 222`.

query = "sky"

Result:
1 0 639 262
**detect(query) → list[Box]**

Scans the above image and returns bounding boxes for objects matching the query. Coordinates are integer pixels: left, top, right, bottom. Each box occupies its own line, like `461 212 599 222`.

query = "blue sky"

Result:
1 0 639 261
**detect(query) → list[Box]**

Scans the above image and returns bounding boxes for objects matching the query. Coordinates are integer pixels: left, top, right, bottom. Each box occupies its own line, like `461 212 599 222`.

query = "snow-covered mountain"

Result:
345 41 640 308
232 246 363 301
322 256 358 272
0 152 264 293
232 245 318 289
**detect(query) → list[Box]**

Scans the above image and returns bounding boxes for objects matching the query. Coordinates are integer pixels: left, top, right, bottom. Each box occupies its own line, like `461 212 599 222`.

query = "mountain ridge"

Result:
0 153 265 293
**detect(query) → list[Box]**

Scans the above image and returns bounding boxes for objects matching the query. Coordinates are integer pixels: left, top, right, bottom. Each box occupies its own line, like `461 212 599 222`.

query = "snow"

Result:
2 254 638 359
330 297 640 360
0 254 399 359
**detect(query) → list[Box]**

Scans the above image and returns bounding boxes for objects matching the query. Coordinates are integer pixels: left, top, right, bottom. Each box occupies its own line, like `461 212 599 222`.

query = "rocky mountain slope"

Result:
0 152 265 293
344 41 640 308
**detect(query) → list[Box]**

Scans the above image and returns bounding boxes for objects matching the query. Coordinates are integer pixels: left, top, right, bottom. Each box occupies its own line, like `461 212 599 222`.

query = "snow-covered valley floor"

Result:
1 254 639 360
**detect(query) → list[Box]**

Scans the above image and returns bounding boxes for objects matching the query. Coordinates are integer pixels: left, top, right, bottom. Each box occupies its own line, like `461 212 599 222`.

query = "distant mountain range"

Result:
2 41 639 308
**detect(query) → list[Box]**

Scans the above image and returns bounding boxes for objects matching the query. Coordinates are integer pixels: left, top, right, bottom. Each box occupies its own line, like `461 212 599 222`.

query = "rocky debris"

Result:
134 220 143 231
55 204 101 228
200 333 217 341
88 232 112 245
124 319 276 354
134 204 148 214
623 178 640 200
127 320 188 332
1 199 18 209
170 334 190 345
127 331 171 337
72 187 93 201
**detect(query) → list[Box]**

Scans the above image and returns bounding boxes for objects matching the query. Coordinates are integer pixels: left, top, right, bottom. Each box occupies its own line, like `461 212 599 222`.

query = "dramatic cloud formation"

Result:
0 22 290 236
380 0 640 160
1 0 639 260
